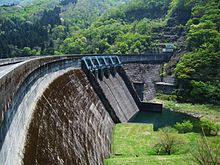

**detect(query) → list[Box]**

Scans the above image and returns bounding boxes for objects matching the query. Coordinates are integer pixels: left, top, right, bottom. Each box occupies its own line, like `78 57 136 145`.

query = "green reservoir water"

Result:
129 108 200 131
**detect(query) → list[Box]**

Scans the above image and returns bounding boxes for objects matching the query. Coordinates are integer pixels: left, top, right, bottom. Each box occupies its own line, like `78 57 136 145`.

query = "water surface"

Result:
129 108 200 131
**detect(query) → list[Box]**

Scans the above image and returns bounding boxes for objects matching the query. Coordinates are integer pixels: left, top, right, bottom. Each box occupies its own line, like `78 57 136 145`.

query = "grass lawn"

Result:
105 123 220 165
105 155 191 165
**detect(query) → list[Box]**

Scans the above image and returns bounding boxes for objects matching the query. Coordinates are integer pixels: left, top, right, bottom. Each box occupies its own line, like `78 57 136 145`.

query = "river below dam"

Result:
129 108 200 131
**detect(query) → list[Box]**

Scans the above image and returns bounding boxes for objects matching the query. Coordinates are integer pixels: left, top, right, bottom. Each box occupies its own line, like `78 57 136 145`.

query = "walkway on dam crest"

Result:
0 53 172 79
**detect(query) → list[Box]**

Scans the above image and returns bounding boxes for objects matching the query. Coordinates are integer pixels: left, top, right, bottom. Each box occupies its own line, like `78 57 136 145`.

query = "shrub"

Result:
153 127 183 155
191 136 220 165
200 120 220 136
175 120 193 133
156 94 177 101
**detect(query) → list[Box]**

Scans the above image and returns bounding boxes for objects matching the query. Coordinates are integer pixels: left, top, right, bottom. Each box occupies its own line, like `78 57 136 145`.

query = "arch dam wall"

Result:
0 54 155 165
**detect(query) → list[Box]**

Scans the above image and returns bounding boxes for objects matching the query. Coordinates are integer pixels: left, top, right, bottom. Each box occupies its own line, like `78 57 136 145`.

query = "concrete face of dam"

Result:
0 57 81 165
97 71 139 122
22 69 114 165
22 67 140 165
0 55 165 165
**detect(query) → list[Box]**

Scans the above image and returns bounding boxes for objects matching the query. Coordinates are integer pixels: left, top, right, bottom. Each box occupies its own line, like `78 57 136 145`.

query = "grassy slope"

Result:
105 123 219 165
105 124 187 165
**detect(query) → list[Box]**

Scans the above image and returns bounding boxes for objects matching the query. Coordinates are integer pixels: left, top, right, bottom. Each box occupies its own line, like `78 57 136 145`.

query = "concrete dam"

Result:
0 54 170 165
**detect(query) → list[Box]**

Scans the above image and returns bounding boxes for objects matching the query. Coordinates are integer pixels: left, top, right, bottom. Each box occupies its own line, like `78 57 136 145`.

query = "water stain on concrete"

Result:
23 69 114 165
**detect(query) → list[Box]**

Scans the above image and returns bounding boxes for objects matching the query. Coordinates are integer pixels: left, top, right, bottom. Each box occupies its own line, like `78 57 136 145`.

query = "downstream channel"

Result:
129 108 200 131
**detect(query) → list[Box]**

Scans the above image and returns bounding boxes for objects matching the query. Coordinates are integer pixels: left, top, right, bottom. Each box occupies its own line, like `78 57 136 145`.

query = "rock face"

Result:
23 69 114 165
123 64 161 101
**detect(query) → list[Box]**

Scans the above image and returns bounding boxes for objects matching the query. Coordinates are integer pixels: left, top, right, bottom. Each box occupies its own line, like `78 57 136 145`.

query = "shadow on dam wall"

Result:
23 67 140 165
23 69 114 165
85 68 139 123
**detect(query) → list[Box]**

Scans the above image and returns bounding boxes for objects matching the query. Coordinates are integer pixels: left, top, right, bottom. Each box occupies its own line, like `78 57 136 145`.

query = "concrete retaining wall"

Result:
117 67 162 112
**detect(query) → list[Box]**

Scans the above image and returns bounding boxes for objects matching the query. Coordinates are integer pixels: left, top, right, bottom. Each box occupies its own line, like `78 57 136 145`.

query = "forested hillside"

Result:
175 0 220 104
0 0 189 57
0 0 34 6
0 0 127 58
60 0 172 54
0 0 219 104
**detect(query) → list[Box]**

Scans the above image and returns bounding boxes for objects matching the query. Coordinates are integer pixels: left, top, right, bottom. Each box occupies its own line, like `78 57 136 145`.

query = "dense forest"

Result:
0 0 127 57
0 0 219 104
174 0 220 104
0 0 33 6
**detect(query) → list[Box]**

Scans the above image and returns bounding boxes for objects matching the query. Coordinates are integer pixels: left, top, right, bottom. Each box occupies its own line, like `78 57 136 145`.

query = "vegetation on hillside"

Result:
0 0 34 6
59 0 172 54
0 0 126 58
0 0 61 57
0 0 219 104
175 0 220 104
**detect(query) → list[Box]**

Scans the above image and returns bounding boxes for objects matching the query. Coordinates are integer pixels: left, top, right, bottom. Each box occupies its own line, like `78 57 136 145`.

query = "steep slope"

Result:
61 0 128 30
0 0 61 58
174 0 220 104
60 0 172 54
